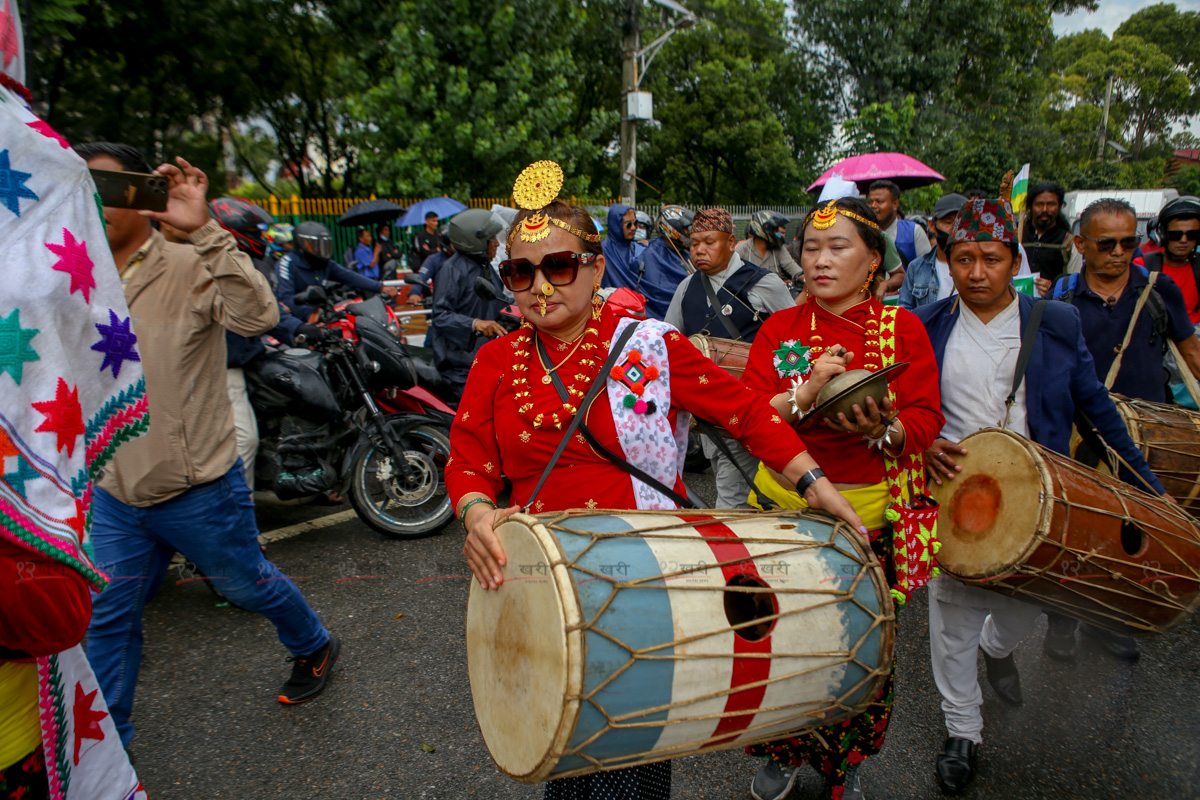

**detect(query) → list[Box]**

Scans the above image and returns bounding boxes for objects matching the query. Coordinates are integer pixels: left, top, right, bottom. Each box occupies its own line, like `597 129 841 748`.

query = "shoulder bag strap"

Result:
1103 271 1159 389
700 273 744 339
523 321 642 512
1002 298 1048 429
535 332 696 509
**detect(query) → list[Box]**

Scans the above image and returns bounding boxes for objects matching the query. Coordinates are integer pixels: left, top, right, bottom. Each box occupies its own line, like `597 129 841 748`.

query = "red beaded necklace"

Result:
510 317 605 430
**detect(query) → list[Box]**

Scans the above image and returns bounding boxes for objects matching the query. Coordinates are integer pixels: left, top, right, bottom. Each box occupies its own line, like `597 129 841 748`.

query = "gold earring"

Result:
860 266 878 295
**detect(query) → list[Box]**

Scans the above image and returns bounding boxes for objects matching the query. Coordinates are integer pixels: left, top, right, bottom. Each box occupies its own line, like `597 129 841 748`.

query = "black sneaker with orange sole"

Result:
278 632 341 704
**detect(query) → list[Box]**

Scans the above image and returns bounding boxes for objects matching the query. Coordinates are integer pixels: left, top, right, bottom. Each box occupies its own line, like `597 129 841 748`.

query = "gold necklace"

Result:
537 333 586 384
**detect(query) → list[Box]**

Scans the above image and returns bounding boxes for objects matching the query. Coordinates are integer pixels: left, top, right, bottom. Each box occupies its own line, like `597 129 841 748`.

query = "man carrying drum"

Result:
915 198 1168 795
1047 198 1200 662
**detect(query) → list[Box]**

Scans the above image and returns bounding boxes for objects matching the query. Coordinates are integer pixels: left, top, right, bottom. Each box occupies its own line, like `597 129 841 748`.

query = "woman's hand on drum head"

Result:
464 503 521 590
925 437 967 485
803 478 869 543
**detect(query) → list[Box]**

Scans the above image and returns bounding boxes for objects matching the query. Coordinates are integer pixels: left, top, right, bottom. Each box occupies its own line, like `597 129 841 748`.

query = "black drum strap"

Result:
1003 298 1048 430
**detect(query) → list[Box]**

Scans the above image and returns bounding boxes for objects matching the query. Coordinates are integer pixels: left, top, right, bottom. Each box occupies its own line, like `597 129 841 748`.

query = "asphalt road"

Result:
127 475 1200 799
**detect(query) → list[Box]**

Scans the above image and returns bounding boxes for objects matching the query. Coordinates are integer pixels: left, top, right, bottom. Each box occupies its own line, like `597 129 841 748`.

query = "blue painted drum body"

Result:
466 510 893 783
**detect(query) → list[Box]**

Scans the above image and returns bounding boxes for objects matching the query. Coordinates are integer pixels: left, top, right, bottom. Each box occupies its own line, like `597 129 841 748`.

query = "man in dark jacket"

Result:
430 209 507 401
1021 181 1072 291
600 203 645 294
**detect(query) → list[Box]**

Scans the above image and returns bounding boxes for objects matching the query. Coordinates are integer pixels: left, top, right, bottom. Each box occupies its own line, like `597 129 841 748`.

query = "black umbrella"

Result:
337 199 406 228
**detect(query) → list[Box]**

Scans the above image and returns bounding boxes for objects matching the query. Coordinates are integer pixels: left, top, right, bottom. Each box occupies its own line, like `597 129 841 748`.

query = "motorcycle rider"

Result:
633 209 653 243
430 209 507 402
275 221 399 336
633 204 694 320
735 209 803 285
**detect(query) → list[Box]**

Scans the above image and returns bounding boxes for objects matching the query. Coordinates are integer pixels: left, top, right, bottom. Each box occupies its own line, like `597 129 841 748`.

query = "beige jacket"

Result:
98 220 279 506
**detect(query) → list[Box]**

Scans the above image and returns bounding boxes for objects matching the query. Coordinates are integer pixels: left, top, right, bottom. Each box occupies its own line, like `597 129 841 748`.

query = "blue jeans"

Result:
86 460 329 746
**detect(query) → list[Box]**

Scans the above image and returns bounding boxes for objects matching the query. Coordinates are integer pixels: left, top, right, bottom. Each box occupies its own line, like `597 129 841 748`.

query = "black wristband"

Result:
796 468 826 498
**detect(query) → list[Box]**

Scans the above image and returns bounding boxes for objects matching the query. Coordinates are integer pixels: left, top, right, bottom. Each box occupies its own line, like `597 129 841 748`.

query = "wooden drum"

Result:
931 428 1200 635
1109 394 1200 519
688 335 752 382
466 509 894 782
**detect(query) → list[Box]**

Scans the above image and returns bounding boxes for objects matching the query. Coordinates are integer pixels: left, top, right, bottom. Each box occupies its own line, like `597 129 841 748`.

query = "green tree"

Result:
841 96 916 155
1115 3 1200 80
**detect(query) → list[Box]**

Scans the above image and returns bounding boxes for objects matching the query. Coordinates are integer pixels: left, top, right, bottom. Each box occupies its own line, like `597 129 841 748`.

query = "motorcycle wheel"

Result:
349 423 453 539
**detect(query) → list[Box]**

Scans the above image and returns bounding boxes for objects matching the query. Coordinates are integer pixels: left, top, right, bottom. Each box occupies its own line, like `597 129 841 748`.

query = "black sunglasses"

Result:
1166 229 1200 243
1080 233 1140 253
498 251 598 292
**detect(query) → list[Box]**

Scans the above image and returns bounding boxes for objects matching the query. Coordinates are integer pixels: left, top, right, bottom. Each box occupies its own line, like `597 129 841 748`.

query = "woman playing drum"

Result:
447 162 867 800
740 197 945 800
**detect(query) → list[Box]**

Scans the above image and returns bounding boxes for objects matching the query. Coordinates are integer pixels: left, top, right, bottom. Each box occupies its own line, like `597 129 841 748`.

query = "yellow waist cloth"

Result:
0 661 42 771
748 463 892 532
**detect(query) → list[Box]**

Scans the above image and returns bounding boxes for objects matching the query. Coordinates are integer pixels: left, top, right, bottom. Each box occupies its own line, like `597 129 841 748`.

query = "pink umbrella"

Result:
807 152 945 194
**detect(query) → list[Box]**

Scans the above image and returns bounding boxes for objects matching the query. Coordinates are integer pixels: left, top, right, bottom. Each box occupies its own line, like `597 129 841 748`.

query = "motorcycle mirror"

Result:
403 273 430 288
473 275 499 302
294 285 329 307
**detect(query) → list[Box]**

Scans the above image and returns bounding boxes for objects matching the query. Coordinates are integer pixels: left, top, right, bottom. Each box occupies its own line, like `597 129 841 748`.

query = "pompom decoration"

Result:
633 399 648 414
644 366 659 380
623 395 636 408
627 351 642 364
610 367 625 380
631 383 645 396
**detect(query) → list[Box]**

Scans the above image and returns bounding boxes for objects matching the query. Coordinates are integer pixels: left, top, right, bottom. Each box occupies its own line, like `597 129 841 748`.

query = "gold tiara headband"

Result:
509 160 602 247
807 199 881 231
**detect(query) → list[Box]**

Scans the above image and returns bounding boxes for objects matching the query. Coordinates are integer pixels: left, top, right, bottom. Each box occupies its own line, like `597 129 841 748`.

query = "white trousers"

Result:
927 576 1042 744
226 367 260 488
700 436 760 509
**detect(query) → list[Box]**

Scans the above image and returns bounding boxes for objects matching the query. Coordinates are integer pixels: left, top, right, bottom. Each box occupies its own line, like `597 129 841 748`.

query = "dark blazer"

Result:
916 292 1164 493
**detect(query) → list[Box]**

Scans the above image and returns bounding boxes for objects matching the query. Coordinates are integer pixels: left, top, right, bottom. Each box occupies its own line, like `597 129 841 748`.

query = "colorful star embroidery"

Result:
609 349 659 416
28 120 70 149
0 0 17 71
4 454 40 497
773 339 811 378
0 309 39 384
33 378 84 457
46 228 96 303
91 310 139 378
0 149 37 217
72 682 109 766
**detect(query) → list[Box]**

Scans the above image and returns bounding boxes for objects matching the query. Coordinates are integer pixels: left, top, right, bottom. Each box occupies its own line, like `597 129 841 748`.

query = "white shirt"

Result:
940 293 1029 442
664 252 795 333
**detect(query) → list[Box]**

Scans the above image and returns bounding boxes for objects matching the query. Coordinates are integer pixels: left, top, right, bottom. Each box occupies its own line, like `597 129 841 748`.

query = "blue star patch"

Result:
0 149 38 217
92 310 140 378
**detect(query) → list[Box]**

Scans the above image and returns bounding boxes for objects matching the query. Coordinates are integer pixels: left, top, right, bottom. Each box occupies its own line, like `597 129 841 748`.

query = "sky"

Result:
1053 0 1200 35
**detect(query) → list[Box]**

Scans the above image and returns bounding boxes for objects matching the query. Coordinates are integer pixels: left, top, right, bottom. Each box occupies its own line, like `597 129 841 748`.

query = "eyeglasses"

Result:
1080 234 1140 253
1166 229 1200 243
498 251 598 292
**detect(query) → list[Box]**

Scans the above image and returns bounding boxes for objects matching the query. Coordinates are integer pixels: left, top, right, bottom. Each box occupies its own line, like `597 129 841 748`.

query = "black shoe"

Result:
936 737 977 795
1043 614 1077 662
278 632 341 704
1079 623 1140 662
981 650 1022 706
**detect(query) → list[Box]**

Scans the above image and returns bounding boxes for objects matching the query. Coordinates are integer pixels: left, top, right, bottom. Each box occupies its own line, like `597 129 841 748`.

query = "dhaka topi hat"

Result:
693 207 734 235
951 198 1017 245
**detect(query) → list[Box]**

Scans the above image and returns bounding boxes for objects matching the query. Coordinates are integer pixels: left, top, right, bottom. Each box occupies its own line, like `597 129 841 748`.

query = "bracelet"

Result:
795 468 825 498
458 497 497 528
863 419 898 451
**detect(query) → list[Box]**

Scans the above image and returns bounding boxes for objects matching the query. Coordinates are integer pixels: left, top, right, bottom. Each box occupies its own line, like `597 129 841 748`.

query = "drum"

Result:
466 509 893 783
688 335 751 382
931 428 1200 635
1109 394 1200 519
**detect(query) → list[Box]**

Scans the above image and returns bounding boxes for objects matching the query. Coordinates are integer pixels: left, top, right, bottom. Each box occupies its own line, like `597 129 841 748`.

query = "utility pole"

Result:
619 0 640 207
1097 72 1114 163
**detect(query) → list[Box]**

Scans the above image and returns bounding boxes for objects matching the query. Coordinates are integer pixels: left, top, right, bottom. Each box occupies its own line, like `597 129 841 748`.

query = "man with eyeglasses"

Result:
1045 197 1200 663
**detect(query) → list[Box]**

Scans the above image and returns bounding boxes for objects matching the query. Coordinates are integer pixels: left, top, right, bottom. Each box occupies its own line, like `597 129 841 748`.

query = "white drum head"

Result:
931 429 1045 578
466 515 577 779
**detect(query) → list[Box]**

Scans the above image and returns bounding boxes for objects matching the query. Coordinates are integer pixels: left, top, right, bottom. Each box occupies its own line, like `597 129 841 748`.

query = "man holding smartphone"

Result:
76 142 341 748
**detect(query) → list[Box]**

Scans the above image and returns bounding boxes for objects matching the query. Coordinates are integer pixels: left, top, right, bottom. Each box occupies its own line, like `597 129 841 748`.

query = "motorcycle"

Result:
246 285 454 539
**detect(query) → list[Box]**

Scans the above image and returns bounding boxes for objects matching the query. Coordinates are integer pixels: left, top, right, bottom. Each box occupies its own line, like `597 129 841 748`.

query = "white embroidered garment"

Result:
606 318 689 510
940 296 1028 443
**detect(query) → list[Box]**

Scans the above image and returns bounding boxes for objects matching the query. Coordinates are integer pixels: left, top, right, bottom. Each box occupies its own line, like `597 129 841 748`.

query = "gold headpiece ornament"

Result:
808 199 881 231
510 160 603 246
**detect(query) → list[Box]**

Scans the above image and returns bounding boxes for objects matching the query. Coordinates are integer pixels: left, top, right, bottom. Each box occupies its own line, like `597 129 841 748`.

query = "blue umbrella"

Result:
397 197 468 227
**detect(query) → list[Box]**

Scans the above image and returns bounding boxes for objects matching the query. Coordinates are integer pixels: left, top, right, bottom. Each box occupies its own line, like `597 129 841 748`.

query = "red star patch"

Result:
33 378 84 457
0 0 18 71
28 120 70 149
46 228 96 304
72 682 108 765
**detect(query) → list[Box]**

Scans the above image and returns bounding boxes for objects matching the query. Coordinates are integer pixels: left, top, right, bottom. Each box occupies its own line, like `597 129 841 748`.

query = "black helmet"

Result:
656 205 694 248
439 224 452 250
209 197 274 259
748 210 789 248
449 209 505 255
1157 195 1200 241
294 220 334 265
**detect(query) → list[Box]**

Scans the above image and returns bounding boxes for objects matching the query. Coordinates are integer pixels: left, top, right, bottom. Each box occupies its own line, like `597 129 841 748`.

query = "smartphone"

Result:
90 168 169 212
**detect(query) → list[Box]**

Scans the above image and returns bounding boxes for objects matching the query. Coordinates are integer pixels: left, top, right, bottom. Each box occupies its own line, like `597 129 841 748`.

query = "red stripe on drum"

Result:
680 515 773 745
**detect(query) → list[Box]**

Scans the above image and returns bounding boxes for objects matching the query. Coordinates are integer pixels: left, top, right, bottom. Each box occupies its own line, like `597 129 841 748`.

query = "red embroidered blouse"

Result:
447 307 806 513
743 298 944 486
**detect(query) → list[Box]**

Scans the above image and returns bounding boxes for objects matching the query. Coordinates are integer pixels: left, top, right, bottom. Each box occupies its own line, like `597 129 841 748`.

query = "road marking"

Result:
259 509 360 544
